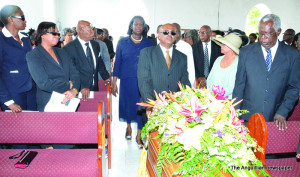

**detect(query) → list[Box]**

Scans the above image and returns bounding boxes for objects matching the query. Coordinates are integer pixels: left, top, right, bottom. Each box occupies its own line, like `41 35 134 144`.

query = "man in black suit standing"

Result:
64 20 110 100
192 25 222 88
138 23 191 121
233 14 300 130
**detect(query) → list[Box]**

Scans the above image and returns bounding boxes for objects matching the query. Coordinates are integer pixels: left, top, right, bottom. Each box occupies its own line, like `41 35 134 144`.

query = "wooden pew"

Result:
247 113 300 177
76 84 112 169
0 103 106 177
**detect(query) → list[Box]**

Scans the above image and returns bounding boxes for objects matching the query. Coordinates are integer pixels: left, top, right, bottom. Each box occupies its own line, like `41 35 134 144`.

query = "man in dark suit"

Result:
192 25 222 88
64 20 110 100
233 14 300 130
138 23 191 122
102 28 115 60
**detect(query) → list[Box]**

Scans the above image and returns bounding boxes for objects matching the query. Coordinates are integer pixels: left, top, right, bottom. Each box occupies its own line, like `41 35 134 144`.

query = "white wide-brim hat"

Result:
212 33 242 55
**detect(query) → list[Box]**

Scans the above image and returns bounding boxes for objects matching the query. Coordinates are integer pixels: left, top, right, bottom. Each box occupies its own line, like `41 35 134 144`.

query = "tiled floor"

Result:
108 121 141 177
108 81 142 177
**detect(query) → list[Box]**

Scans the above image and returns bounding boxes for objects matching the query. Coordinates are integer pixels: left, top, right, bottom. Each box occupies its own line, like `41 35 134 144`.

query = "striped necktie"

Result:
204 43 209 77
265 48 272 72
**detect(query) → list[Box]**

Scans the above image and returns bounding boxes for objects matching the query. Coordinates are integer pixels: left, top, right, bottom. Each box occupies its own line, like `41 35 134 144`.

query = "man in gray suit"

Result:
233 14 300 130
138 23 191 121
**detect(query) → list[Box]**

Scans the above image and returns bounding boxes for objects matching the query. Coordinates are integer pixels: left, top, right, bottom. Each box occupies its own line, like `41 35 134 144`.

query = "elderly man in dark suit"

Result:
138 23 191 122
233 14 300 130
192 25 222 88
64 20 110 100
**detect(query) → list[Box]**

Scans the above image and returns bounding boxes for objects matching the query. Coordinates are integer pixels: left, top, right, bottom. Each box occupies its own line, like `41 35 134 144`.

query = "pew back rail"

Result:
0 103 106 177
247 113 300 177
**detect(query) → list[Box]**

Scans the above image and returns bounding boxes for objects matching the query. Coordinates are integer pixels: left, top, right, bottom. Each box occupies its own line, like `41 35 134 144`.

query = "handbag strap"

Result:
9 150 26 159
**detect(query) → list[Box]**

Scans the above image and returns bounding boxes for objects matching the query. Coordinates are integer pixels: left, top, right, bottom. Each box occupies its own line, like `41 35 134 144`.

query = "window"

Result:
245 4 271 36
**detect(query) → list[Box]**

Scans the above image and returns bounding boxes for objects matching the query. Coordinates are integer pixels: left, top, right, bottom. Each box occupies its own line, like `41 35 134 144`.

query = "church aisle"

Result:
108 116 141 177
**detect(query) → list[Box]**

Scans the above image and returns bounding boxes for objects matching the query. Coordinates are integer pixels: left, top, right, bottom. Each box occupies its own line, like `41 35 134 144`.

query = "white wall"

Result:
1 0 300 42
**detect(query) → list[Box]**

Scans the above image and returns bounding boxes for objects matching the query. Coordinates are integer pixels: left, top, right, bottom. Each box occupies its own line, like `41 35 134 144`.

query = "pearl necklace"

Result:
131 35 143 42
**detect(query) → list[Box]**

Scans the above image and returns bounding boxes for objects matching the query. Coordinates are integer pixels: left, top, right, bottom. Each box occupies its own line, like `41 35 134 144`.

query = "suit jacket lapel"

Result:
91 41 99 67
210 43 217 68
5 36 23 49
53 48 64 69
74 39 93 68
254 43 269 74
155 45 169 70
37 46 62 69
269 42 285 74
169 49 179 72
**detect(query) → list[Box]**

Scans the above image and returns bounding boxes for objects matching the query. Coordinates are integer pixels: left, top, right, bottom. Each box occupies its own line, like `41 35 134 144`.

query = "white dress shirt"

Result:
175 40 196 87
261 40 279 63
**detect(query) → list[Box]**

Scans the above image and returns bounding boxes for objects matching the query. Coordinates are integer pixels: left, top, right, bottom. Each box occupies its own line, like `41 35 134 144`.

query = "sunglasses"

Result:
47 32 60 37
10 15 26 21
160 30 176 36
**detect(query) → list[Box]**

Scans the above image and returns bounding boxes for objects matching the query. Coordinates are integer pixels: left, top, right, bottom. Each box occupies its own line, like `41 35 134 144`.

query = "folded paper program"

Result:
44 91 80 112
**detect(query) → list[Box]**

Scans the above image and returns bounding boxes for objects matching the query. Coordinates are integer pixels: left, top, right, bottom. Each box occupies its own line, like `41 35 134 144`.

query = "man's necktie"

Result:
204 43 209 77
265 48 272 72
85 42 95 73
166 49 171 69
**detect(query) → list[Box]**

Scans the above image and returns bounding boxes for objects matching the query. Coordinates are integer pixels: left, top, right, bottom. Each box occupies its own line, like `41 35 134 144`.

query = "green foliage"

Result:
246 6 262 36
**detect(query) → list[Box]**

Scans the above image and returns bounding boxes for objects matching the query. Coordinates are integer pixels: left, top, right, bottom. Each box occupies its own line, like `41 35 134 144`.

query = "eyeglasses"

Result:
160 30 176 36
47 32 60 37
82 24 94 30
258 32 276 38
199 31 210 35
10 15 25 21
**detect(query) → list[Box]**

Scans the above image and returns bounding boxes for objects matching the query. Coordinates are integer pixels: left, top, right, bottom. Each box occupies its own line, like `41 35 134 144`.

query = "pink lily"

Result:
190 95 208 116
166 125 184 136
178 107 192 117
212 85 228 100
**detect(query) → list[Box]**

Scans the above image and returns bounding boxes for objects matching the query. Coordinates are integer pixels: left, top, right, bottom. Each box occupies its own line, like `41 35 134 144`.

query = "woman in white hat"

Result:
207 33 242 99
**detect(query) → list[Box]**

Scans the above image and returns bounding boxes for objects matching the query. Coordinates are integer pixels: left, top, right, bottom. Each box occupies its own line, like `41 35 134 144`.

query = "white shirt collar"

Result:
159 44 173 59
78 36 89 47
2 27 27 40
261 40 279 62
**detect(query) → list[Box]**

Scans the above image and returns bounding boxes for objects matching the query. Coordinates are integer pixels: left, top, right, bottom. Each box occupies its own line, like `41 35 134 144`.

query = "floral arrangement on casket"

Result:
138 84 270 177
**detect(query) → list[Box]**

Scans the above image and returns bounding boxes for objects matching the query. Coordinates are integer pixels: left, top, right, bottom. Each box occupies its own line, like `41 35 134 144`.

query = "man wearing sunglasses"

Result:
138 23 191 124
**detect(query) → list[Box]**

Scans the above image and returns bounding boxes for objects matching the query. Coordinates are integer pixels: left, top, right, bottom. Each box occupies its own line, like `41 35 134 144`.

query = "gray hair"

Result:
185 29 199 44
259 14 281 33
0 5 21 26
62 27 73 36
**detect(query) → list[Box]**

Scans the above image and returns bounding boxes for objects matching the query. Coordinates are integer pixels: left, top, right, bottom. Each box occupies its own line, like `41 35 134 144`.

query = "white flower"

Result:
172 102 181 112
214 141 220 146
219 151 227 156
214 122 224 130
222 134 234 144
232 154 239 159
217 156 225 161
229 147 235 153
176 126 204 151
208 147 219 156
246 141 257 147
201 113 214 128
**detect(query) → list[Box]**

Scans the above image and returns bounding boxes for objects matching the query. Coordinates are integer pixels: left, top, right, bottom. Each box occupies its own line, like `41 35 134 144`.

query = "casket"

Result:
146 131 269 177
